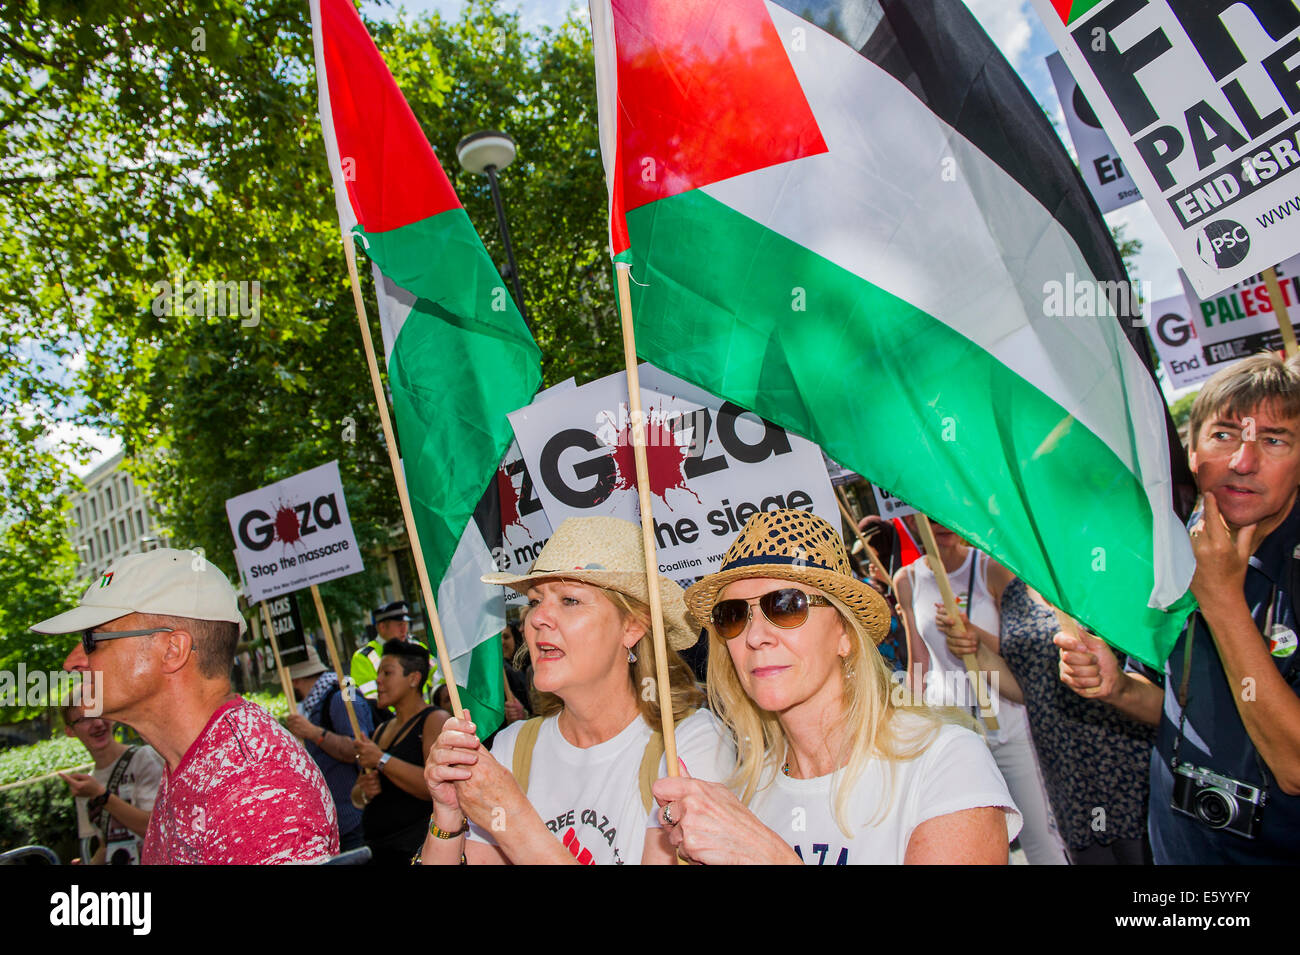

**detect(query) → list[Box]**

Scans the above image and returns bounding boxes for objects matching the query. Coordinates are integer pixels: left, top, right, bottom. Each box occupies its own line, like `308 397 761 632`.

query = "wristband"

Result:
429 816 469 839
319 727 328 745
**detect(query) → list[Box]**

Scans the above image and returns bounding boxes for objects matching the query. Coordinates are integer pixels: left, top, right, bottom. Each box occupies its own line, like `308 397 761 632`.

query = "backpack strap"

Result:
511 717 545 794
317 684 341 736
637 708 697 815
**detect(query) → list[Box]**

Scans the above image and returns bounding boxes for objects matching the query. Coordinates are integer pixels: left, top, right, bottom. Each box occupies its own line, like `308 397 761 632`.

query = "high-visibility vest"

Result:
349 636 441 704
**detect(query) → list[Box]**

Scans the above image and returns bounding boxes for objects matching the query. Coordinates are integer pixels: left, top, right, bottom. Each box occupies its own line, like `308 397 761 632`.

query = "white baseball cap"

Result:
31 548 247 636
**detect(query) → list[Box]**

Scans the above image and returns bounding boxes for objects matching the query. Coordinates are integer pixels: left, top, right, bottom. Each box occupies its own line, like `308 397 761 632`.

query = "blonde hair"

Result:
530 586 704 729
707 591 961 838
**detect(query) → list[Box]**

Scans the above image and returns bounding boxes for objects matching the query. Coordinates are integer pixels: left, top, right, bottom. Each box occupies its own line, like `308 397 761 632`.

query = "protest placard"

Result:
872 485 917 520
1032 1 1300 295
1046 51 1141 213
494 380 575 607
1178 252 1300 369
226 460 363 603
1147 293 1214 390
263 592 307 667
507 364 837 590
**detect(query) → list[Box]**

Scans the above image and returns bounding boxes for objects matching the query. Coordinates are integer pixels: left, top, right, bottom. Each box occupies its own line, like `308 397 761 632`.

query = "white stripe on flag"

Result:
700 3 1192 608
311 0 359 238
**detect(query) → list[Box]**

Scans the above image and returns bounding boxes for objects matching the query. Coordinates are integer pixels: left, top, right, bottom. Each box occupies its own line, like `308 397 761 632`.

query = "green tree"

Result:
3 1 620 651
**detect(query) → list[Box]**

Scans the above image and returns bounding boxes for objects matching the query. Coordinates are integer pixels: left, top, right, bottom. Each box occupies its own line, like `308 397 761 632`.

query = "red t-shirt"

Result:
142 698 339 864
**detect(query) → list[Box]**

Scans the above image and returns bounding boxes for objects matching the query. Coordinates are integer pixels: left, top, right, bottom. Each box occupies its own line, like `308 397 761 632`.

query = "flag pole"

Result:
614 261 679 776
339 232 465 718
258 601 297 708
309 584 364 739
833 486 892 588
1261 266 1299 359
912 515 999 730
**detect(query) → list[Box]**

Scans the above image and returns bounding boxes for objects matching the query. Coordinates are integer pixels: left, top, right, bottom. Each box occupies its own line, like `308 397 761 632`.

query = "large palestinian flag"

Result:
313 0 541 730
591 0 1195 665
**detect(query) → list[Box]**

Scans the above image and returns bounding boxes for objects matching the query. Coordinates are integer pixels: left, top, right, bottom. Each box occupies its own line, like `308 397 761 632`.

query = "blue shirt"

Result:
1133 499 1300 863
303 678 375 839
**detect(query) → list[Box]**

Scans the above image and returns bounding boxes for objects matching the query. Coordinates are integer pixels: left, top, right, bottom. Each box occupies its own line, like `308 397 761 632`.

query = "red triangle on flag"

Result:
609 0 827 251
319 0 460 232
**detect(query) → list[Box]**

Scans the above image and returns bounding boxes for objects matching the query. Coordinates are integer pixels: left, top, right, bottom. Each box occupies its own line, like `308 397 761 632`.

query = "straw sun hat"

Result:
481 516 699 650
684 509 891 644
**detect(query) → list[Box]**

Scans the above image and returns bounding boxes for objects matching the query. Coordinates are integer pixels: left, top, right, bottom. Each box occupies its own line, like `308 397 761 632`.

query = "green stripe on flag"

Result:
450 634 505 736
626 189 1192 666
1064 0 1107 25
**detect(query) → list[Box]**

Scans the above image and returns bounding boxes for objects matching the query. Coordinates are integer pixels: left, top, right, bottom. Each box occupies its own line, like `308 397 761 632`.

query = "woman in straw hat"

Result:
420 516 734 864
653 509 1022 864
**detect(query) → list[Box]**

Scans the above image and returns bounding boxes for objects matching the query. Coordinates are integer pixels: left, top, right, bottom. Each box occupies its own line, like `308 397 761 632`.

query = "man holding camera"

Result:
1059 354 1300 863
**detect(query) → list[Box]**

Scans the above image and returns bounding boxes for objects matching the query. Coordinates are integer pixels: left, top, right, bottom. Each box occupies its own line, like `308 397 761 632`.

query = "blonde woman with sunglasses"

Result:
652 509 1022 864
420 517 734 865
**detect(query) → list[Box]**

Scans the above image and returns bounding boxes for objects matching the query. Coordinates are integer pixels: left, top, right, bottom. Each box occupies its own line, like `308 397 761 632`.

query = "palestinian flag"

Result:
313 0 541 730
591 0 1195 666
1049 0 1106 26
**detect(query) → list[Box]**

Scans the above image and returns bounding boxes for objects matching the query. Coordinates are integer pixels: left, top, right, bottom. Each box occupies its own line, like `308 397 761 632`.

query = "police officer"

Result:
350 601 440 705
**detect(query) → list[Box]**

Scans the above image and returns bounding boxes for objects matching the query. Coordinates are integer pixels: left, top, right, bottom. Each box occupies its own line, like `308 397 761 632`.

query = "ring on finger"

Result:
662 804 675 826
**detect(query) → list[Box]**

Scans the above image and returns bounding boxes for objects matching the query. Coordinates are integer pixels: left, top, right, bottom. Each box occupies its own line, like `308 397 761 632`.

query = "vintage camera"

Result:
1171 764 1266 839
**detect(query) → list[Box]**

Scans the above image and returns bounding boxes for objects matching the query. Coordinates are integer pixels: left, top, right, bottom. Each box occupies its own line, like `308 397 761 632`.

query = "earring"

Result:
841 655 855 680
628 648 637 663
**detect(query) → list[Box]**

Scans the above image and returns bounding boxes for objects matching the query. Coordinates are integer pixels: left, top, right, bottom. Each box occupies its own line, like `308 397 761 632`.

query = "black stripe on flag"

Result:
774 0 1195 520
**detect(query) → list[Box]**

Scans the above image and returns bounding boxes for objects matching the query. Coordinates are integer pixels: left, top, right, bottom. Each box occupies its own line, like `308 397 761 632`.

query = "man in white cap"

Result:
285 645 374 851
34 548 339 864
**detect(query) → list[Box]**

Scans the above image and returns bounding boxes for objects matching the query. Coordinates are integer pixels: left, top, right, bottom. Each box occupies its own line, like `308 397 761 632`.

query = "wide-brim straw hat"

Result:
684 509 891 644
481 516 699 650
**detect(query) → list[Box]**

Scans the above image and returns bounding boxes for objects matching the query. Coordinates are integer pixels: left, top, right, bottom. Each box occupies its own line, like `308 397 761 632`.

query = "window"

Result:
135 510 144 537
105 486 113 511
90 498 98 521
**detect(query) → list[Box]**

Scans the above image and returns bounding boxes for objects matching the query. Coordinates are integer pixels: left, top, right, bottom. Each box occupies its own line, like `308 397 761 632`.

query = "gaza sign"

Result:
226 460 363 603
1032 1 1300 296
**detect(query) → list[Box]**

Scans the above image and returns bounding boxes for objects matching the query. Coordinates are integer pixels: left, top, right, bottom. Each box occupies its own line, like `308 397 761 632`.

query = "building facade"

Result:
71 452 168 580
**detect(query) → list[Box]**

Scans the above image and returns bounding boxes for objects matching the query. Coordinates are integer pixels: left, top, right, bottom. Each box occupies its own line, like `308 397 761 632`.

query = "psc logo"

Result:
1196 219 1250 270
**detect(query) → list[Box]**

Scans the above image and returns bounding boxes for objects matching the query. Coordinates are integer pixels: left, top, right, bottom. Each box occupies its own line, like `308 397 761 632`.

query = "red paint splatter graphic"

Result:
610 408 700 511
497 464 528 540
562 827 594 865
273 504 302 546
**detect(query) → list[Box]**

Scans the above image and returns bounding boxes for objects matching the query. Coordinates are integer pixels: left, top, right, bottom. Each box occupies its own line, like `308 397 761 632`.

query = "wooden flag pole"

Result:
310 584 363 739
1262 266 1299 359
833 486 892 588
339 232 464 718
614 262 680 777
912 515 998 730
258 601 297 706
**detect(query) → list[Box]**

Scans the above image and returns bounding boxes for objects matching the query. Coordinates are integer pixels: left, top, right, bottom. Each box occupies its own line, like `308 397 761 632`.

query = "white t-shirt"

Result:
908 549 1029 745
74 745 165 865
749 714 1022 864
469 709 735 865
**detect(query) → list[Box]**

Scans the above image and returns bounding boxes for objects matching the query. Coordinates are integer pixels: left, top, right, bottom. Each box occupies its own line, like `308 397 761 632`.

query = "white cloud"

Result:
32 418 122 479
962 0 1034 72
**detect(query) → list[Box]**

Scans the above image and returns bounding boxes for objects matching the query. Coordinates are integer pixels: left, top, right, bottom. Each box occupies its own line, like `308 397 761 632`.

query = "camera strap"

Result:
1172 592 1279 793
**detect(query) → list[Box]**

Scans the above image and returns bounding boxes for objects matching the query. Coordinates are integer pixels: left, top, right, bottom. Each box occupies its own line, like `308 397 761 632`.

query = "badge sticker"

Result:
1268 625 1297 658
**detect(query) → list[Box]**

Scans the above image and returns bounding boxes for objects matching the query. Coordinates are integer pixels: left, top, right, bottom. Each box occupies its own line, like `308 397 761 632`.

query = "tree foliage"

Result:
3 1 617 653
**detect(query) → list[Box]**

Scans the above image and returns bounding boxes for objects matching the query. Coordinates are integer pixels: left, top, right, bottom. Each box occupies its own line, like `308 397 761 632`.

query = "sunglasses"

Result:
82 627 174 655
710 588 832 639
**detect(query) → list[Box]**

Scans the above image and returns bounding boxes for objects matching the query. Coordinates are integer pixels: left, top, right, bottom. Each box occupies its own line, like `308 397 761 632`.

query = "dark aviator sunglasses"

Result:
710 588 832 640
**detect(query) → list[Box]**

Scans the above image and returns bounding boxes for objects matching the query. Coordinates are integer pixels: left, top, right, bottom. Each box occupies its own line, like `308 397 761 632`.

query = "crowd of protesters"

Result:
31 352 1300 864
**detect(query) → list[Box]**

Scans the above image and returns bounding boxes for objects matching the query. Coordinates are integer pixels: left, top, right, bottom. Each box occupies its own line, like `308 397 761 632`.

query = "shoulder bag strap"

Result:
511 717 545 795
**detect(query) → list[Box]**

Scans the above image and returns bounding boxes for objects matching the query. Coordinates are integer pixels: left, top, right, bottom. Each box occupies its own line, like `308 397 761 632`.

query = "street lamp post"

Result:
456 130 529 327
